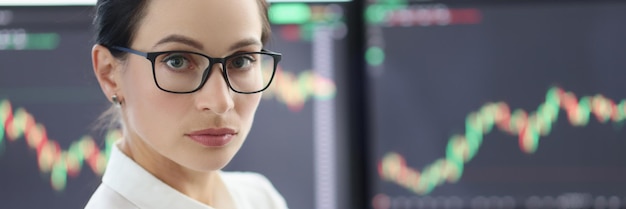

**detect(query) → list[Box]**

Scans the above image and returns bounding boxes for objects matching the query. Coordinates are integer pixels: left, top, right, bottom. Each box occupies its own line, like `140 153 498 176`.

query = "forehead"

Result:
132 0 263 53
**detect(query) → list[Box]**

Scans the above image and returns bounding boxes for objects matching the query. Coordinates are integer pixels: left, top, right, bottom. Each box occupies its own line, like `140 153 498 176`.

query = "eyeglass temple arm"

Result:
261 49 282 62
110 46 148 57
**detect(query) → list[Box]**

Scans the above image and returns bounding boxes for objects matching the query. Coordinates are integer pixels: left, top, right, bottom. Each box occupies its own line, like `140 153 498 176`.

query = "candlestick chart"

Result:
262 65 336 112
367 2 626 207
0 4 346 209
378 86 626 196
0 99 120 191
0 62 336 191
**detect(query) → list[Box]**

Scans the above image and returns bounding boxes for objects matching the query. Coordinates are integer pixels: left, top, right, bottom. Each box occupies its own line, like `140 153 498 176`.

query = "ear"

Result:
92 44 122 103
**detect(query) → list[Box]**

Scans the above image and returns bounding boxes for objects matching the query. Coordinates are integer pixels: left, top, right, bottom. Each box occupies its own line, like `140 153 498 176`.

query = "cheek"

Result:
121 61 187 141
235 93 262 128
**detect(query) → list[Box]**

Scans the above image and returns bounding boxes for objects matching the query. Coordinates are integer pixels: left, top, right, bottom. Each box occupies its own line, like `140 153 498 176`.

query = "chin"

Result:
182 151 237 172
174 135 244 172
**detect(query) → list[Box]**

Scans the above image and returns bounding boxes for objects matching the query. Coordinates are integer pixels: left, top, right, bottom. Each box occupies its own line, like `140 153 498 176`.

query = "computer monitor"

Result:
0 6 102 208
0 3 349 208
365 0 626 208
225 2 350 209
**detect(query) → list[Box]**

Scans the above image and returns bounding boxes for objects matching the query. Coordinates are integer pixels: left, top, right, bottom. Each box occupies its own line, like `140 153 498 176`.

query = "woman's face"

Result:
118 0 264 171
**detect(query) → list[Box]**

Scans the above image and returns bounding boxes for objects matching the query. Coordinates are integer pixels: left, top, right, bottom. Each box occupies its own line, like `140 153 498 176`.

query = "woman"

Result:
85 0 286 208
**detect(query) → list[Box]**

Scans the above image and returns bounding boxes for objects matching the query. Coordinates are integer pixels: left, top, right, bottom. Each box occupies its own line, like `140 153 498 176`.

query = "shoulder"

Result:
221 171 288 209
84 183 138 209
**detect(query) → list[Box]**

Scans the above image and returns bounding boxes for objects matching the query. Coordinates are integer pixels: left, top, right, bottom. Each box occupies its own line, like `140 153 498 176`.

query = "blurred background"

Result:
1 0 626 209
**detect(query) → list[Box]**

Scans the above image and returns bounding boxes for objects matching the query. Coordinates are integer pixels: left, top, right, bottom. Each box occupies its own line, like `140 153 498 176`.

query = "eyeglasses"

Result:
109 46 282 94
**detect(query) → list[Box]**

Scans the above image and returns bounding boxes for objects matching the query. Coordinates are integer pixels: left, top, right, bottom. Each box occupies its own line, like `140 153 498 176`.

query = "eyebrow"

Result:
229 38 262 51
154 34 262 52
154 34 204 50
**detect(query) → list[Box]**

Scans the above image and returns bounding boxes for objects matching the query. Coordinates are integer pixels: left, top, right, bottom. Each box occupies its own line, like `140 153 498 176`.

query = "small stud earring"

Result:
111 95 122 107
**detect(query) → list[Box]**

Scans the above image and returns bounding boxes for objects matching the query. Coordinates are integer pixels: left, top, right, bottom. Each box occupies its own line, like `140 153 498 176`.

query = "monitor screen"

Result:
366 0 626 208
225 2 349 209
0 6 103 208
0 3 348 209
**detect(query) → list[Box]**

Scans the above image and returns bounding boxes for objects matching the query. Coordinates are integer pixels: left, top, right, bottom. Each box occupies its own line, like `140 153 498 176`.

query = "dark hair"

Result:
93 0 272 57
93 0 147 58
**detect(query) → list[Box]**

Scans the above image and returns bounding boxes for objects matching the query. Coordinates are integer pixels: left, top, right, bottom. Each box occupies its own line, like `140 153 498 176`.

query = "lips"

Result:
185 128 237 147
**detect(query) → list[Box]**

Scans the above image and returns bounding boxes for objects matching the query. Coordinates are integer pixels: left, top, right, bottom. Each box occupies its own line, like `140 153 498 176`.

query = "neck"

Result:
118 135 227 206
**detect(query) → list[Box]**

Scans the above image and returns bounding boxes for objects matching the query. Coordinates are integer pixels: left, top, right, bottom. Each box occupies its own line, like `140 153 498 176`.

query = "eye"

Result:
228 55 256 69
162 53 191 70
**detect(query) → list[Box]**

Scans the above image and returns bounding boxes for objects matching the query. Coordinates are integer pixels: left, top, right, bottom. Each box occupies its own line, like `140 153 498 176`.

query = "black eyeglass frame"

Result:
108 46 282 94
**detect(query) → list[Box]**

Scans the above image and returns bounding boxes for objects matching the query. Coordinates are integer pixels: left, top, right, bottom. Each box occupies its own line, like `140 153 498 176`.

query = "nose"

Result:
194 65 234 115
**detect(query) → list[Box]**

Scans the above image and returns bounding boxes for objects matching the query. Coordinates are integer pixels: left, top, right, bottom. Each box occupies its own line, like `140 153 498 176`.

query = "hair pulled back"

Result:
93 0 271 59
